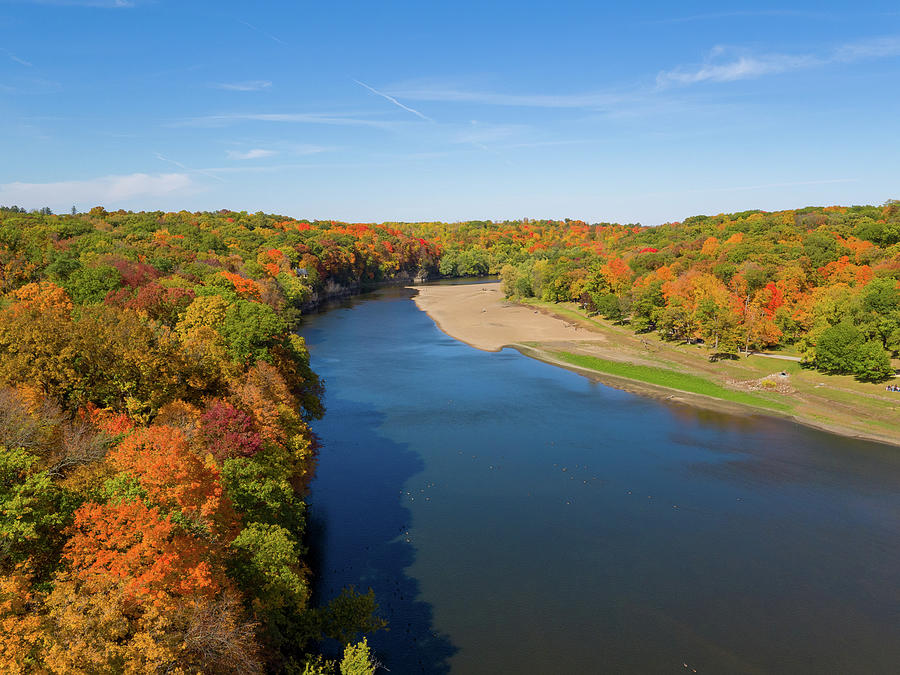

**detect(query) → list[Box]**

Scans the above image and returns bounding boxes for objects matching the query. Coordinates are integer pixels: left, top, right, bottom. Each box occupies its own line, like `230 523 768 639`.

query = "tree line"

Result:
400 203 900 382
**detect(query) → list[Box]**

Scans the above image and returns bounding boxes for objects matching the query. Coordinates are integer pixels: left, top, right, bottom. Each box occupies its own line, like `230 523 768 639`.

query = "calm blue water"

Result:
303 287 900 674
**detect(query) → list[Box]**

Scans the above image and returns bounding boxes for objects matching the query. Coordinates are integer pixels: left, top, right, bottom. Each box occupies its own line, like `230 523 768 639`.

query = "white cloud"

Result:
386 79 741 115
387 81 628 109
0 173 194 209
657 51 819 87
227 148 278 160
393 33 900 108
290 144 334 155
834 35 900 61
222 145 335 160
176 112 398 129
213 80 272 92
657 34 900 87
21 0 138 6
194 160 394 175
154 153 224 183
454 122 527 145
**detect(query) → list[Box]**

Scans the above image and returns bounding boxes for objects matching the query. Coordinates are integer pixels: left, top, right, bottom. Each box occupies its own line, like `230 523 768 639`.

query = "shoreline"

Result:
410 282 900 449
509 342 900 449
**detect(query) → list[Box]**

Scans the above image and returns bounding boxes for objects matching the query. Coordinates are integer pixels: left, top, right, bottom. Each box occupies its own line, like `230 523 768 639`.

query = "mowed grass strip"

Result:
552 350 794 413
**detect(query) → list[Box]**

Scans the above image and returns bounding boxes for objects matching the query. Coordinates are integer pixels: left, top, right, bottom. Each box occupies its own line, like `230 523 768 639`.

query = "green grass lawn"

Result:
551 350 794 413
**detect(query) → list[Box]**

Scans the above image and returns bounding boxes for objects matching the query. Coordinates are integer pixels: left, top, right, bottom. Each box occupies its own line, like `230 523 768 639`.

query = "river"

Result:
302 286 900 674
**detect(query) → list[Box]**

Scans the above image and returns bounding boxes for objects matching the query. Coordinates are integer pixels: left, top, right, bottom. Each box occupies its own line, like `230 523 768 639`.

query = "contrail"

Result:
239 20 287 46
1 48 32 67
353 79 433 122
155 152 187 170
155 152 226 183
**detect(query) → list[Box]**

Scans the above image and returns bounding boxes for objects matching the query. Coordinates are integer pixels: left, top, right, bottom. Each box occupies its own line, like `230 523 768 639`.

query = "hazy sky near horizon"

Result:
1 0 899 224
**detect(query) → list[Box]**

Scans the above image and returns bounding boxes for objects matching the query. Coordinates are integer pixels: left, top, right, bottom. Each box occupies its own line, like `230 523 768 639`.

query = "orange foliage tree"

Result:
108 426 239 541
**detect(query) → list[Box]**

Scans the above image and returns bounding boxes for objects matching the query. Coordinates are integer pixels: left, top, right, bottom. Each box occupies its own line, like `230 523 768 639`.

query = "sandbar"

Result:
410 282 599 352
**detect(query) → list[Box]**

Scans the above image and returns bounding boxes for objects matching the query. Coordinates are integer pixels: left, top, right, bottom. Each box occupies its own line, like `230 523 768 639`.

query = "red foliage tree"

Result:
199 401 263 462
108 258 160 288
763 282 784 317
129 282 195 323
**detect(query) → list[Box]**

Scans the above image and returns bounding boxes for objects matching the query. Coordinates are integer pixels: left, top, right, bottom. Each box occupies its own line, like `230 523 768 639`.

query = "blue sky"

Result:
1 0 899 224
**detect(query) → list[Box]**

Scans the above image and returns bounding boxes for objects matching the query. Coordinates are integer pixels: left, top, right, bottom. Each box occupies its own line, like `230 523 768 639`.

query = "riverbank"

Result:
410 282 900 448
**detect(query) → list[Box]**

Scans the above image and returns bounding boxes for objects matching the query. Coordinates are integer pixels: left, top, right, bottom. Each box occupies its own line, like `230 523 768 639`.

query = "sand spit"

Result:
410 282 598 352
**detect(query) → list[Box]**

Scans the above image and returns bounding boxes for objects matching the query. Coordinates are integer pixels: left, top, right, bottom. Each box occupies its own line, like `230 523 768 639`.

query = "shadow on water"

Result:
305 394 458 674
300 290 900 673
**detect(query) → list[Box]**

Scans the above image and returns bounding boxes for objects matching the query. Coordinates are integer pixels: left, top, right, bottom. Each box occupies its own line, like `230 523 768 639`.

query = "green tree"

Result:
854 216 900 246
218 300 288 365
230 522 308 612
277 271 312 306
455 249 490 276
499 264 520 298
852 341 894 382
593 292 624 321
222 452 306 536
317 587 385 646
812 322 864 374
438 250 458 276
301 655 336 674
0 446 74 574
66 263 121 304
857 277 900 353
696 296 741 354
656 298 692 342
631 280 665 333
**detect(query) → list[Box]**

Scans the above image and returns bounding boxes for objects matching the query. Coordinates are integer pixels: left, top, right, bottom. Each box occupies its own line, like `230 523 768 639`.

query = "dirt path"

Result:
747 352 802 362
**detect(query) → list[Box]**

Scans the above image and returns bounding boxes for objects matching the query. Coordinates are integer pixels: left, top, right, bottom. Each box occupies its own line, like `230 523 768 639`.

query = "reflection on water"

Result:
303 288 900 674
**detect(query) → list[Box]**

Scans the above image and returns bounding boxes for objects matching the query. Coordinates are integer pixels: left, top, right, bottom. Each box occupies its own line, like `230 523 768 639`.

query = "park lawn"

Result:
551 350 794 413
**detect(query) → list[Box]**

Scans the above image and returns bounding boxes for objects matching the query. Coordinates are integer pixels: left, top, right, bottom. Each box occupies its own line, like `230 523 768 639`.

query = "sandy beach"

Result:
410 282 599 351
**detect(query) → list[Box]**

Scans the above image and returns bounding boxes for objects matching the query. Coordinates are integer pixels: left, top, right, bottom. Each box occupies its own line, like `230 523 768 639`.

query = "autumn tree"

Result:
0 566 45 672
64 498 229 602
42 576 262 674
199 401 263 463
0 302 202 416
108 425 238 541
